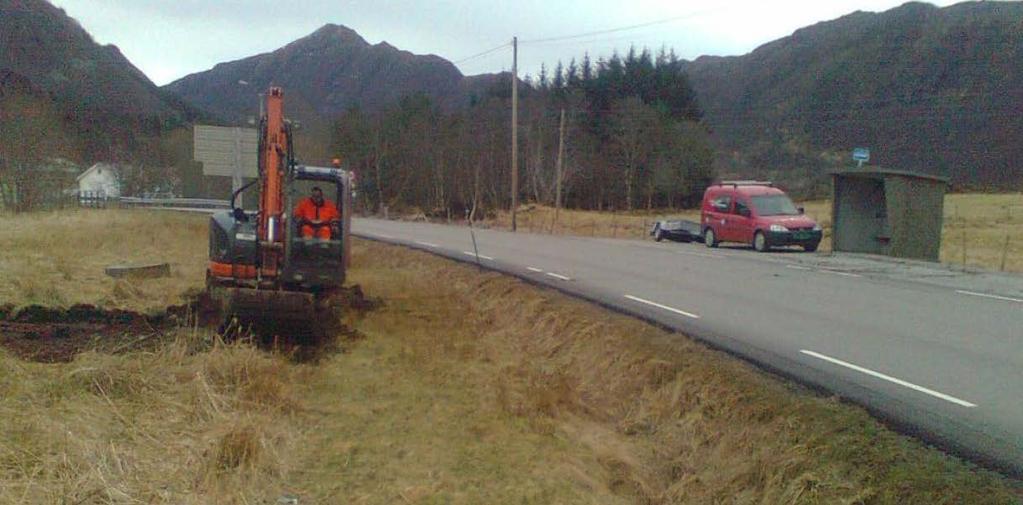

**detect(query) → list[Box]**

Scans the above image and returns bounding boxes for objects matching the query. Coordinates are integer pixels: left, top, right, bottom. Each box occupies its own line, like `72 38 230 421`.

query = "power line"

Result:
519 8 721 45
521 31 684 51
454 42 512 65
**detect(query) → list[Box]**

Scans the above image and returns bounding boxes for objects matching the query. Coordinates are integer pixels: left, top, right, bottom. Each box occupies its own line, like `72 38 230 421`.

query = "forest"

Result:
333 47 716 218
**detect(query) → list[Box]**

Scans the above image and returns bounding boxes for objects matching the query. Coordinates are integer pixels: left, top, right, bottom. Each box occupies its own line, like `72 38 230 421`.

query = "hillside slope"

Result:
685 1 1023 188
165 24 488 123
0 0 202 162
164 24 505 161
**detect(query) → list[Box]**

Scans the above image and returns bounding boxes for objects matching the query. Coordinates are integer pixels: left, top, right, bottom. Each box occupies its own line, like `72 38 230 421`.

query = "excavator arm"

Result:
257 87 288 279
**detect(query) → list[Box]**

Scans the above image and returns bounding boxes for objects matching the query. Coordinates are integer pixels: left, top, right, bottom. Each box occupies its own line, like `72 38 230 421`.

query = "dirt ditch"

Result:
0 285 379 363
0 304 173 363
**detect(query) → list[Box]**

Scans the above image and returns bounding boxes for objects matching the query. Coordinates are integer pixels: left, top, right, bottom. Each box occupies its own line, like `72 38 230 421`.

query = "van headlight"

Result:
813 224 822 231
770 224 789 232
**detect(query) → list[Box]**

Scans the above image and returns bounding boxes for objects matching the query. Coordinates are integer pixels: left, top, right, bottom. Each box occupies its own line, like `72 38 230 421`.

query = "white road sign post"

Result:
194 125 259 207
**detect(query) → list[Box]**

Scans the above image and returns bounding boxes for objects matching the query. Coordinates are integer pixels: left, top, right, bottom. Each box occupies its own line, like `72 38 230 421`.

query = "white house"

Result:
76 163 121 198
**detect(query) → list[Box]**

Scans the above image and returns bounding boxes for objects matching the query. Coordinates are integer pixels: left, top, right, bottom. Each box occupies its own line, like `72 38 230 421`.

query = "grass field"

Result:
480 193 1023 273
1 210 1021 503
0 210 208 312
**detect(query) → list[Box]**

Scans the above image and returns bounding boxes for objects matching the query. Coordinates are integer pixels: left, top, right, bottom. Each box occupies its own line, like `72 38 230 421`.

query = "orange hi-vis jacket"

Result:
294 197 340 239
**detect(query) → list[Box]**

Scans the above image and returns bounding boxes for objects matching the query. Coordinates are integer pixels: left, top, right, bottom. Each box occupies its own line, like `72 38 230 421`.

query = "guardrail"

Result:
118 197 231 209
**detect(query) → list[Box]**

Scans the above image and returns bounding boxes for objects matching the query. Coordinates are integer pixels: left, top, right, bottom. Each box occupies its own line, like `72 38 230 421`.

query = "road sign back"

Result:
194 126 258 178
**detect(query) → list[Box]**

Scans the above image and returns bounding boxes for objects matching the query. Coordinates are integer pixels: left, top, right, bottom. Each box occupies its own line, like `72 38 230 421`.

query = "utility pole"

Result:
232 127 243 208
554 108 566 230
511 36 519 232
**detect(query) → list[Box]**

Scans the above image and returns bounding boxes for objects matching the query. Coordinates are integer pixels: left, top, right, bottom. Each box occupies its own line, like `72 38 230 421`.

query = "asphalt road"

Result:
353 218 1023 476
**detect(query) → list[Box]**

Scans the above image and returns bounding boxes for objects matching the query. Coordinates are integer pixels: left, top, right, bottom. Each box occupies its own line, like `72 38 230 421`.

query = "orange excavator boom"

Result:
258 87 288 278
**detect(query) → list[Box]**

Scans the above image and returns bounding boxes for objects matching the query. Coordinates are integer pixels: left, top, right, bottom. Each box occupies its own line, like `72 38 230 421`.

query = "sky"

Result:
50 0 963 86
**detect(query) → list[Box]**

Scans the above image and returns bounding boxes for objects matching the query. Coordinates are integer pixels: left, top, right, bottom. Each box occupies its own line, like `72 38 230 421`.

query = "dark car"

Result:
651 219 703 243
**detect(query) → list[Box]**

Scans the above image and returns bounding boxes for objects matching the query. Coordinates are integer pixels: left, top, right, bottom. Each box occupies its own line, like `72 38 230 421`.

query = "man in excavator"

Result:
294 186 340 239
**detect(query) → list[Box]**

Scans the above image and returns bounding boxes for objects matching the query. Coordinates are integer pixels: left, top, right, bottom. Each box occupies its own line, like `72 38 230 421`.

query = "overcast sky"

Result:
50 0 962 86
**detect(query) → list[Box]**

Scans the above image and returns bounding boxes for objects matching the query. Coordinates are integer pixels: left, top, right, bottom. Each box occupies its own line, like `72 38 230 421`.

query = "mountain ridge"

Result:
684 0 1023 187
0 0 203 163
164 22 486 122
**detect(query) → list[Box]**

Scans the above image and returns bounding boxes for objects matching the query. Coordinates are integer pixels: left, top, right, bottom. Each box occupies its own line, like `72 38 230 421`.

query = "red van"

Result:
701 181 822 252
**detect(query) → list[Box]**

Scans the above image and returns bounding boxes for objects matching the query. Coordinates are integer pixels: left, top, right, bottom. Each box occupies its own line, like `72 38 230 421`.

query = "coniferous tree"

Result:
581 53 593 83
552 61 565 90
566 58 580 88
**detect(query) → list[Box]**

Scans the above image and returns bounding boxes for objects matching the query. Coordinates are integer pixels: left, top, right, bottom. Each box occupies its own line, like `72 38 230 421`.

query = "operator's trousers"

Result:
300 225 333 239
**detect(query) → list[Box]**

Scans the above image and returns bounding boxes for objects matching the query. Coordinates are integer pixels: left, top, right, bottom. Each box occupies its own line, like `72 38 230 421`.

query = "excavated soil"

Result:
0 285 378 363
0 303 190 363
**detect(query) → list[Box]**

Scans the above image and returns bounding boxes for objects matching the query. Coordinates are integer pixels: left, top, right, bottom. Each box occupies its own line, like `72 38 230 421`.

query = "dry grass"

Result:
0 209 208 312
2 210 1021 503
0 330 315 504
0 210 310 503
479 193 1023 272
940 194 1023 272
289 239 1021 504
482 204 667 240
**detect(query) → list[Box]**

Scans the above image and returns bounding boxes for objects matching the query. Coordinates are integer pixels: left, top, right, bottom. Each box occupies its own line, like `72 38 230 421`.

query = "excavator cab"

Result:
281 165 352 292
206 166 351 339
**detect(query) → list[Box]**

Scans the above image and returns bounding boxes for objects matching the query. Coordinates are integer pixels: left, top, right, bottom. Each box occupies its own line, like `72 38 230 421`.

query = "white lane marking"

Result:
374 233 395 239
463 251 494 261
624 295 701 319
546 272 572 281
956 290 1023 304
785 265 811 271
414 241 439 248
526 267 544 273
679 251 722 259
800 350 977 408
820 269 863 278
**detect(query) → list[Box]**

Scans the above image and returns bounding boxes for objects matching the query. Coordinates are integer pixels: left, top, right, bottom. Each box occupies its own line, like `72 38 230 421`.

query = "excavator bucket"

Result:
208 286 340 342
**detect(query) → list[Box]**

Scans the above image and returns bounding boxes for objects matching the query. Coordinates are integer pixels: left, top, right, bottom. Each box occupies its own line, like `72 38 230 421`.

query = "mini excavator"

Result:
206 87 352 339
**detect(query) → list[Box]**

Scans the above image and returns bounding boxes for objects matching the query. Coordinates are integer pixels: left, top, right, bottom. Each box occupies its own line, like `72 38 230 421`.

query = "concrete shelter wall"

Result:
885 177 944 261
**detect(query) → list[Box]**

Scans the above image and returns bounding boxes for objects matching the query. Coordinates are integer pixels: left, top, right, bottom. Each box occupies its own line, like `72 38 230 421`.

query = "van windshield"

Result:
751 195 800 216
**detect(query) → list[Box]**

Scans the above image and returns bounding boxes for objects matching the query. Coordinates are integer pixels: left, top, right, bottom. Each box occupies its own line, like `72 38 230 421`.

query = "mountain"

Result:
0 0 202 163
168 4 1023 188
684 1 1023 188
163 24 507 161
166 24 493 125
8 0 1021 191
